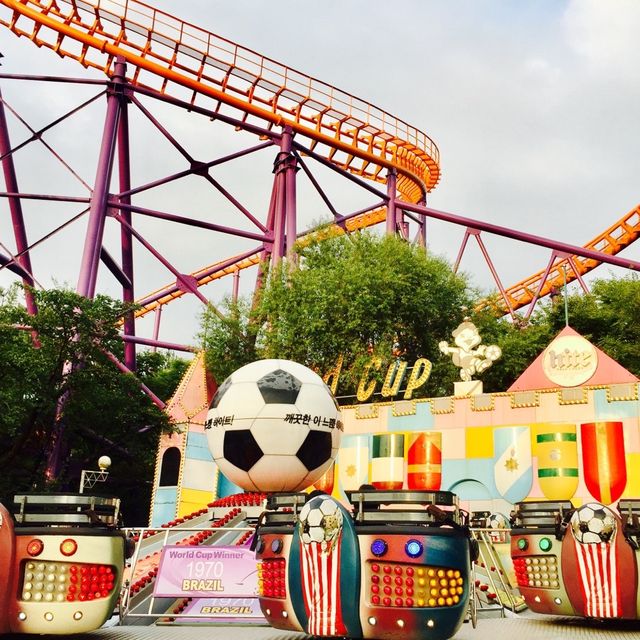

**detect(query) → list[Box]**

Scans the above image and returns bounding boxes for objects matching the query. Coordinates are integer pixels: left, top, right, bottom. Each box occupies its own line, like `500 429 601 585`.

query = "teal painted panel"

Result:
186 432 214 462
217 472 243 498
442 458 497 498
150 487 177 527
594 388 639 420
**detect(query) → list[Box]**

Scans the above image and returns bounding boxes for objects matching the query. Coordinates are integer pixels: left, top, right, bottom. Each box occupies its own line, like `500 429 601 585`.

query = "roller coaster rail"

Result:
0 0 638 348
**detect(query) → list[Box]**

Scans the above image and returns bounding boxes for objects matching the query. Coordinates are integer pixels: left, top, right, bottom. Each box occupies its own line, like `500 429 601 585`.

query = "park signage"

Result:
324 356 433 402
154 545 258 598
542 334 598 387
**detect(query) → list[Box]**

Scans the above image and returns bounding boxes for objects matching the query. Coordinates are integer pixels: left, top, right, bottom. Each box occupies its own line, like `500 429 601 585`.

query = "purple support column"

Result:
453 229 473 273
271 128 293 265
152 306 162 351
48 60 126 481
282 127 298 260
253 176 278 298
524 253 559 321
271 173 285 265
232 269 240 302
386 169 397 235
101 349 165 409
117 88 136 370
417 195 427 248
0 88 37 314
566 256 590 294
77 58 126 298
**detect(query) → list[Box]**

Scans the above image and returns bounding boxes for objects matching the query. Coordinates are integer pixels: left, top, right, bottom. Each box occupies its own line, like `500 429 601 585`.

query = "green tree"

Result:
137 350 190 402
200 297 259 384
542 274 640 375
0 286 175 524
473 311 554 391
200 250 640 403
201 232 477 399
476 274 640 389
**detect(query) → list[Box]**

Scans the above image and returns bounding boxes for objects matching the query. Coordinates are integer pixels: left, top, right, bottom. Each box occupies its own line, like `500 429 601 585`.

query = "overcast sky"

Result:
1 0 640 347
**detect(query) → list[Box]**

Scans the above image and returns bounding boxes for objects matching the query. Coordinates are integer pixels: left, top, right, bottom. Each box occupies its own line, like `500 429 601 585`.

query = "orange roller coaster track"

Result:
1 0 639 325
477 203 640 316
0 0 439 201
133 206 388 318
136 201 640 321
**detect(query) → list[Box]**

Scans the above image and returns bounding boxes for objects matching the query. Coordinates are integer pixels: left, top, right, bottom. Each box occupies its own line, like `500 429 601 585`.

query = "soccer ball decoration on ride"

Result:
486 512 510 530
205 359 342 492
298 494 343 550
570 503 617 544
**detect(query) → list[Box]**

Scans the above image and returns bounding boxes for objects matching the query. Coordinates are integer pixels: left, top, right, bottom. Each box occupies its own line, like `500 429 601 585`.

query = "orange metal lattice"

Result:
2 0 639 319
134 206 388 318
0 0 439 202
478 203 640 314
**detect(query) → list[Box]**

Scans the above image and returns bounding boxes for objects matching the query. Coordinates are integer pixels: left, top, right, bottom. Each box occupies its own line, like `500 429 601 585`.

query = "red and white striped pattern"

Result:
299 538 346 636
574 540 620 618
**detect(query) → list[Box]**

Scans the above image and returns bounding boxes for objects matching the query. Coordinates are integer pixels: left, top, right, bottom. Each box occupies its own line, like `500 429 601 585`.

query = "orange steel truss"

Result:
1 0 639 321
0 0 439 203
477 203 640 315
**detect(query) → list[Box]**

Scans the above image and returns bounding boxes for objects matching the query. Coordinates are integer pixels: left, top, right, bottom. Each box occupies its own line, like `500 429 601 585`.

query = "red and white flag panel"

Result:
299 539 347 637
573 541 620 618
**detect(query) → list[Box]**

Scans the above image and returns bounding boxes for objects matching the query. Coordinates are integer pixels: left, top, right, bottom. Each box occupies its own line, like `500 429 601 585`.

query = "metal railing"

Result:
119 516 256 623
470 527 525 616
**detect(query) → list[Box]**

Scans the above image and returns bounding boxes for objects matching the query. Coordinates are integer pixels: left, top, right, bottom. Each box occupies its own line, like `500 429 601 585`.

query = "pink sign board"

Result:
181 597 266 623
154 545 259 598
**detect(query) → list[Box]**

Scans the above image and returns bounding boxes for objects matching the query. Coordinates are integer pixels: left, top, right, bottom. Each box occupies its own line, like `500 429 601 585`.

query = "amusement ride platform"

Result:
16 616 640 640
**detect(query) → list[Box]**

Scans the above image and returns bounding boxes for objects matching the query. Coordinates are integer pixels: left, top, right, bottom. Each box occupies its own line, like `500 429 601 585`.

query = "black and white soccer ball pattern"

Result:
298 495 344 548
205 359 342 492
487 512 510 530
570 503 617 544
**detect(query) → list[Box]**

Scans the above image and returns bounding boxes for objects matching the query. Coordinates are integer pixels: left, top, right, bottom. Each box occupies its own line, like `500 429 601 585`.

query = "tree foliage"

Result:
202 233 475 399
201 297 259 384
137 351 190 402
544 275 640 374
476 274 640 389
0 287 179 523
201 233 640 402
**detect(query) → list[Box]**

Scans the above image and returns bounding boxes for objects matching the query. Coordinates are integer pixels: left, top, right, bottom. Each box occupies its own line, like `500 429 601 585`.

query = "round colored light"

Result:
270 539 283 554
405 539 423 558
539 538 552 552
371 539 388 557
26 539 44 557
60 539 78 557
517 538 528 550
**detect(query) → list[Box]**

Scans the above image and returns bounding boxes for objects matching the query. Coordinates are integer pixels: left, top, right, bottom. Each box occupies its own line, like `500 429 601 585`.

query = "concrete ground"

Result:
6 617 640 640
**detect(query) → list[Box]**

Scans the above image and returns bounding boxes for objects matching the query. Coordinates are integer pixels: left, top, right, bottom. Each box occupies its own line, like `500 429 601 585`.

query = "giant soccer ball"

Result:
570 503 617 544
205 359 342 492
298 495 344 548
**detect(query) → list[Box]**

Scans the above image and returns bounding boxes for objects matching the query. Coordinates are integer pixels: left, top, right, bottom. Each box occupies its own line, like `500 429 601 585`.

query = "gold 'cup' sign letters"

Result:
324 355 433 402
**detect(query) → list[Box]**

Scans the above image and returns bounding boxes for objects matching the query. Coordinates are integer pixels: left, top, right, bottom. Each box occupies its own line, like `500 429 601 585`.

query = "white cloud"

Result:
1 1 640 346
564 0 640 76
